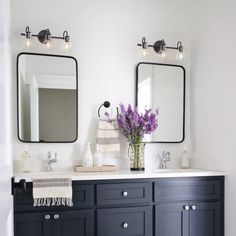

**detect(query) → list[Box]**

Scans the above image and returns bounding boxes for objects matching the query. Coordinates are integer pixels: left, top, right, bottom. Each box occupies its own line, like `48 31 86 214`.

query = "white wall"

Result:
190 1 236 235
0 0 13 235
11 0 192 172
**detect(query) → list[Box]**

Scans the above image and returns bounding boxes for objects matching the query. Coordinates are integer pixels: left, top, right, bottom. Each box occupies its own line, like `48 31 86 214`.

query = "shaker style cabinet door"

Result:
155 203 189 236
189 202 222 236
15 210 94 236
52 210 94 236
15 212 52 236
156 202 222 236
97 206 152 236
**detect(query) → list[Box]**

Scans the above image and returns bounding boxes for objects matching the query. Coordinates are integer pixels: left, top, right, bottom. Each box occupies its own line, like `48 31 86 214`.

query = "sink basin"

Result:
15 171 75 178
153 169 197 173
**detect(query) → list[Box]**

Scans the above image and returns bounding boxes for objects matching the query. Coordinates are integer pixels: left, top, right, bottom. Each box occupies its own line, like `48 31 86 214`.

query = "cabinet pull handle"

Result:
45 215 51 220
54 214 60 220
122 222 128 228
122 191 128 197
183 205 190 211
191 205 197 211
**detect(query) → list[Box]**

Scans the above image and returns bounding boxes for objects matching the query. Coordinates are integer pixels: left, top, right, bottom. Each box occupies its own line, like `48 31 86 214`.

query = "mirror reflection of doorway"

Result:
17 53 78 143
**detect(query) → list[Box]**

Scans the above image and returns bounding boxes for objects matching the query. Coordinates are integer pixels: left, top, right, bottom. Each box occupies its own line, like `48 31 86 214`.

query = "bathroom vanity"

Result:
13 170 224 236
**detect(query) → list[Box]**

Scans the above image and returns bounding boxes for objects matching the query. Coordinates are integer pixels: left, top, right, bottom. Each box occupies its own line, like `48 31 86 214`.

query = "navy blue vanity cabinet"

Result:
154 177 224 236
14 176 224 236
155 202 222 236
14 182 95 236
155 203 188 236
15 210 94 236
96 181 153 236
51 210 94 236
189 202 222 236
15 212 52 236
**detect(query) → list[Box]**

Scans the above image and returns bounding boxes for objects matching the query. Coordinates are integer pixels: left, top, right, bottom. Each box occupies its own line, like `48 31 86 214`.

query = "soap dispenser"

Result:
181 146 190 169
82 142 93 167
94 144 102 167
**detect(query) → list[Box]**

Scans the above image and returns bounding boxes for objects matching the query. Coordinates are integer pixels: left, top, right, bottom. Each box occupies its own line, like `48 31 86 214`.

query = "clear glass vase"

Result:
129 143 145 171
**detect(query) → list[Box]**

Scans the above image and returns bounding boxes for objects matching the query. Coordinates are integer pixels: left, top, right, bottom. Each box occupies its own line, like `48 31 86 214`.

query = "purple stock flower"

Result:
117 103 158 144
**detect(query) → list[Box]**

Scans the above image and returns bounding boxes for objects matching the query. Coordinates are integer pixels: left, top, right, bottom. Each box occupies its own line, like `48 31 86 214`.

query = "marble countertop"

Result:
14 168 226 182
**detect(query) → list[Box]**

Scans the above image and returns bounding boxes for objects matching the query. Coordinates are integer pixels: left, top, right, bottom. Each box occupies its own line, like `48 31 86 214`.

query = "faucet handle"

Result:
162 150 171 160
166 151 171 159
47 151 51 159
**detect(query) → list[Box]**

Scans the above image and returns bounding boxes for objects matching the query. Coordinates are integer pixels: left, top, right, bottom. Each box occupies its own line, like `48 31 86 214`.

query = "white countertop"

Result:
14 168 226 182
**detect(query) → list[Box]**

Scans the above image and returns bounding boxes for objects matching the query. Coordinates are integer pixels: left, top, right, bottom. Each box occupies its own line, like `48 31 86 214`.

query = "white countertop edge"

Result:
14 169 226 182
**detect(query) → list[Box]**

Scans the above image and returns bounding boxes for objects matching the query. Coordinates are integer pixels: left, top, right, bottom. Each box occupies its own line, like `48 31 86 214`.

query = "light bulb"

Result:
142 49 147 56
160 50 167 58
177 52 184 60
25 38 33 47
63 42 71 50
45 41 52 48
140 48 149 57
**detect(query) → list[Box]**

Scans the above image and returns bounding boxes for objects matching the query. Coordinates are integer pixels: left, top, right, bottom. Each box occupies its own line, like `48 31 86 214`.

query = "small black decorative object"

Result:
98 101 111 117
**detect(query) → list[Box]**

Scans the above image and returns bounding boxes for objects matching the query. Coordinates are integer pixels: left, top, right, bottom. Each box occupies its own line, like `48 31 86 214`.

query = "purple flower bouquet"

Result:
117 103 158 170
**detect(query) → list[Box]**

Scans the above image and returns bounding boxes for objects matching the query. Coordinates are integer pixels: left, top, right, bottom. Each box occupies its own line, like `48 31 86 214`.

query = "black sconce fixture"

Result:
137 37 184 60
21 26 71 50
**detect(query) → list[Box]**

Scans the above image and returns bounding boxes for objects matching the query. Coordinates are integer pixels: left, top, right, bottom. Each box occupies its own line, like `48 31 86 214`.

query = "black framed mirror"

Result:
17 53 78 143
136 62 185 143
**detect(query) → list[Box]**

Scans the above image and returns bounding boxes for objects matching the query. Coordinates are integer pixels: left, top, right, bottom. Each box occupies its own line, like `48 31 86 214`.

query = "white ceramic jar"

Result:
82 142 93 167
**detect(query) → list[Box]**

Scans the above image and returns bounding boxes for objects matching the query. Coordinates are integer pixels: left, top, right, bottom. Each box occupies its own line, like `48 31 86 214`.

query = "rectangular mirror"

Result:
136 63 185 143
17 53 78 143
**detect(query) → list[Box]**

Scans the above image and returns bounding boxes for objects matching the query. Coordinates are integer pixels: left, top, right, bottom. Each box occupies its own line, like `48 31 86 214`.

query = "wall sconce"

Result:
21 26 71 50
137 37 184 60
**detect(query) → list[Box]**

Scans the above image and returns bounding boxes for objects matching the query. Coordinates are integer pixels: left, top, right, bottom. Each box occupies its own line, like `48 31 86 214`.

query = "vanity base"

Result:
14 176 224 236
130 167 145 171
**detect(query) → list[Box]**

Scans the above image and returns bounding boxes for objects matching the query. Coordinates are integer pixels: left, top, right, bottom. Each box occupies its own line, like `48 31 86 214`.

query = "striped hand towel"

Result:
33 177 73 207
96 119 120 153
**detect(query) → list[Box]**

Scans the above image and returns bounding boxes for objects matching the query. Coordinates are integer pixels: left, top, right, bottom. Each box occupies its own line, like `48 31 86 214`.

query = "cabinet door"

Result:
189 202 222 236
52 210 94 236
97 206 152 236
15 212 52 236
155 203 188 236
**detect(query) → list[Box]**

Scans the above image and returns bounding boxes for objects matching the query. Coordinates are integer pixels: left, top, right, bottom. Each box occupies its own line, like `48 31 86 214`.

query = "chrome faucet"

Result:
47 151 57 172
160 151 171 169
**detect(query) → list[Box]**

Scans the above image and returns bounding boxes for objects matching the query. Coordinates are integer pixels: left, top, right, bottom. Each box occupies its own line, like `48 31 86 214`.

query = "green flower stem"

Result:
131 143 144 169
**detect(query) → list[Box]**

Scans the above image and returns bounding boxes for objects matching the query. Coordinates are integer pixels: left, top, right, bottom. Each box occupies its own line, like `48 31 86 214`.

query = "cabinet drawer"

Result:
155 178 222 202
96 182 152 205
97 206 152 236
14 184 94 211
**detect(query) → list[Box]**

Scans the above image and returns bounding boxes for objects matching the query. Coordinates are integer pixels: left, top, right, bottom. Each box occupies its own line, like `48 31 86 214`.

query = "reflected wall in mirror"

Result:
136 63 185 143
17 53 78 143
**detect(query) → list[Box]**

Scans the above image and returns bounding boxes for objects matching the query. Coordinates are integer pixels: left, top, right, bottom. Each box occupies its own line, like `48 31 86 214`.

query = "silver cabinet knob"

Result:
123 222 128 228
183 205 190 211
45 214 51 220
54 214 60 220
191 205 197 211
122 191 128 197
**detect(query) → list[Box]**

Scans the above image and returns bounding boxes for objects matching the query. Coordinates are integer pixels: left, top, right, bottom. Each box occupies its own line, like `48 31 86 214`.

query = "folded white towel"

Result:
33 177 73 207
96 119 120 153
